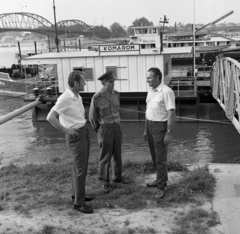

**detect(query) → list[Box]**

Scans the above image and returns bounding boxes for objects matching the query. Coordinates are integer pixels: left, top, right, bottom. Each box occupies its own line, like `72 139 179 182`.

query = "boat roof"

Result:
132 25 160 29
21 47 192 65
169 32 207 38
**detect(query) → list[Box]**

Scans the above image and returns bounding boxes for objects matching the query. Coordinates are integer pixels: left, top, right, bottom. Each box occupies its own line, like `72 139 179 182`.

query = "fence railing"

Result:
168 76 197 97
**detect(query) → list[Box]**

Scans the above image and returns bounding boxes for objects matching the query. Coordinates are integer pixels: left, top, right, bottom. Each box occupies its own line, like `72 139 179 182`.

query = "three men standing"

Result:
144 67 175 199
89 70 129 193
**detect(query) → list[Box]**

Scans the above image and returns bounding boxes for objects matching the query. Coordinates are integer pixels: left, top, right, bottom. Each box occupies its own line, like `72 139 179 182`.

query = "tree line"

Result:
93 17 240 39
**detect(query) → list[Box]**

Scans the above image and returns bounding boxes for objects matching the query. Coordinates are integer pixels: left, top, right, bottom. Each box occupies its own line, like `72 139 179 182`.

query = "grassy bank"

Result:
0 157 217 234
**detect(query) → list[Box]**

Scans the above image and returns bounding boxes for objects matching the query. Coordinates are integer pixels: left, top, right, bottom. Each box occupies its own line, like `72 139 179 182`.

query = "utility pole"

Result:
53 0 59 52
159 15 169 52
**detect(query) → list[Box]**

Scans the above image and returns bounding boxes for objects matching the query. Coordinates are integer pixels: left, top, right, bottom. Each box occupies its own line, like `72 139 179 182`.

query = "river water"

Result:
1 96 240 167
1 47 240 166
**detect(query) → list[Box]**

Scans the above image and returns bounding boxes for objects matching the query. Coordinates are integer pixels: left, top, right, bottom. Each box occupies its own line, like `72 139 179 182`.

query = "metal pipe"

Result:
17 41 22 59
53 0 59 52
34 41 37 54
0 99 41 125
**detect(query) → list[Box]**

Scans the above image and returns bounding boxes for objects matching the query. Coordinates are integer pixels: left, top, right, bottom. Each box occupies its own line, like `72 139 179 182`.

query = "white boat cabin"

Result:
21 44 192 94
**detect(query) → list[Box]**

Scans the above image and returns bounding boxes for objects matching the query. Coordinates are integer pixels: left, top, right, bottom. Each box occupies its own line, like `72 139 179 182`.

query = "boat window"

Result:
106 66 117 79
151 44 156 48
149 29 152 34
135 29 141 34
153 28 156 34
73 67 94 80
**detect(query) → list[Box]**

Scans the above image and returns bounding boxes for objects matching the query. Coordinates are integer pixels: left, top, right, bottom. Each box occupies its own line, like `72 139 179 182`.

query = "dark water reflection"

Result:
1 97 240 165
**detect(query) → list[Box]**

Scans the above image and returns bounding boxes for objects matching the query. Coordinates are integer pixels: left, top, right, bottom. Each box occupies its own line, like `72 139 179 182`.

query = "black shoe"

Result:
146 181 167 188
73 204 93 214
113 177 130 184
146 180 157 187
72 195 93 202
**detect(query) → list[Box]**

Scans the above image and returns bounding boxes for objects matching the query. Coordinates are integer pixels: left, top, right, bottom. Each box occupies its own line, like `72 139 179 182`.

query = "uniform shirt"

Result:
50 88 86 129
146 82 175 121
89 88 120 131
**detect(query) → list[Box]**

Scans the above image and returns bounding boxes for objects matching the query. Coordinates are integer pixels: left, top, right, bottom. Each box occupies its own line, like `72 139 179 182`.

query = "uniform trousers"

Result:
65 126 90 206
97 123 122 184
146 120 168 190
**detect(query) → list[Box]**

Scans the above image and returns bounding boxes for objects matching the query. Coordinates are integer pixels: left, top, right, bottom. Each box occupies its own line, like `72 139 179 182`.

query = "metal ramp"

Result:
212 57 240 133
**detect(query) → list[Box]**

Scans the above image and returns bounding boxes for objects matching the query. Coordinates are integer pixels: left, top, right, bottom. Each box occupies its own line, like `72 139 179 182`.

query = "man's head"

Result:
68 71 86 92
98 70 116 91
147 67 162 88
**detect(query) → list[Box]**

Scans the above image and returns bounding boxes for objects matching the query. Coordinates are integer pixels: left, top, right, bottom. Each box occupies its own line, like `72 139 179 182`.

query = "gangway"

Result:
211 57 240 133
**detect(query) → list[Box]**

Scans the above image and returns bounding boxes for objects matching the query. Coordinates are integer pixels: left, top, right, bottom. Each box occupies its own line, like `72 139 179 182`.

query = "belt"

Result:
100 122 120 126
146 120 167 123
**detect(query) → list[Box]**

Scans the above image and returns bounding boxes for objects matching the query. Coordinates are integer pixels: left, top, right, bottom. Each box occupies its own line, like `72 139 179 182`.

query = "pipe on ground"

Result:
0 99 42 125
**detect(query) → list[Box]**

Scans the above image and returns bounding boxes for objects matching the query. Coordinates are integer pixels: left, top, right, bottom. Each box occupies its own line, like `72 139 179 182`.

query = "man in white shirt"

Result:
143 67 175 199
47 71 93 214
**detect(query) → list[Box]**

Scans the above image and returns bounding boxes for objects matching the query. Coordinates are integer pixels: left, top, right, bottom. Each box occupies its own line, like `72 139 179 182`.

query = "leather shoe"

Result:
113 177 130 184
146 181 167 188
73 204 93 214
146 180 157 187
155 189 165 199
72 195 93 202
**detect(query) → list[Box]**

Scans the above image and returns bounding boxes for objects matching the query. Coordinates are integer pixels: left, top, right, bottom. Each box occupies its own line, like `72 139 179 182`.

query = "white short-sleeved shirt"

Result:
49 88 86 129
146 82 175 121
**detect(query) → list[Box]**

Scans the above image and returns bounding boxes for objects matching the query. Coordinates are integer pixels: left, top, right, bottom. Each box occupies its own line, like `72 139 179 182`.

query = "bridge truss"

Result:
212 57 240 133
0 12 93 37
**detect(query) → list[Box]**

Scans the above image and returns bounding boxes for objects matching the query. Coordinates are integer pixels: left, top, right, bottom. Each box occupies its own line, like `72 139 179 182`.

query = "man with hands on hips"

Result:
47 71 93 214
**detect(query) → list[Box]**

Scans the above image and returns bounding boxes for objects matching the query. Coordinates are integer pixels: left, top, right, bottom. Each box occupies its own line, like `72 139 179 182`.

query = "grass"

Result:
104 227 157 234
37 225 55 234
0 158 191 211
171 206 220 234
0 158 217 234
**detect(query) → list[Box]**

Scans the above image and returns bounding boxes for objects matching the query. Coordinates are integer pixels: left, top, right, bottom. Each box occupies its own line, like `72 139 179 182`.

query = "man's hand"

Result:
66 127 80 138
143 131 148 142
164 132 172 145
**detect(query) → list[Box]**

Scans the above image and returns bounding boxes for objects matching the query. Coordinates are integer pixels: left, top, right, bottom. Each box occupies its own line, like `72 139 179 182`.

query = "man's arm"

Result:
47 110 75 135
89 97 99 132
164 109 175 144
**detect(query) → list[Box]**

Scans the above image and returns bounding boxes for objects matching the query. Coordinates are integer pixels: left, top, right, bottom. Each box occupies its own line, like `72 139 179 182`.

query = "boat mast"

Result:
53 0 59 52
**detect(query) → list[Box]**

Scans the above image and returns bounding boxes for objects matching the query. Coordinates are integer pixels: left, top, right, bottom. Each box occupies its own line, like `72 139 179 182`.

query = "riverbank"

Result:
0 157 221 234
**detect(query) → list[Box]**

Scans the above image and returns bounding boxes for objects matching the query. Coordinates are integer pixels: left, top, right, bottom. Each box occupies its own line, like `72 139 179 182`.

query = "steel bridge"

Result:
0 12 93 37
212 57 240 133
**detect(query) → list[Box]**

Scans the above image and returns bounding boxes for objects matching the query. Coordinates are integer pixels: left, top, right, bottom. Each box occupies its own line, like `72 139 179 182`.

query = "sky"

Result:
1 0 240 28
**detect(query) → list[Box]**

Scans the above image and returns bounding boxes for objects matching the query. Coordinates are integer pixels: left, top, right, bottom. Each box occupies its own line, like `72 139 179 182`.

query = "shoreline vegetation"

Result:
0 156 219 234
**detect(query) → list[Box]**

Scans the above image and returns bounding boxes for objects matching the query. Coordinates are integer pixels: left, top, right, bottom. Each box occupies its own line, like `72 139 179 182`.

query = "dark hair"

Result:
148 67 162 81
68 71 85 88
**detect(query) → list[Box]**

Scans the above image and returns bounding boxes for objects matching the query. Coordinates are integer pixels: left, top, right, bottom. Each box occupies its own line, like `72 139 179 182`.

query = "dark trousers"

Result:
146 120 168 190
97 124 122 183
65 126 90 206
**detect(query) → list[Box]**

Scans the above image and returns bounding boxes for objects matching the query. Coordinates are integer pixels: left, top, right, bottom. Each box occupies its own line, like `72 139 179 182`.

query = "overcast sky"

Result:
1 0 239 27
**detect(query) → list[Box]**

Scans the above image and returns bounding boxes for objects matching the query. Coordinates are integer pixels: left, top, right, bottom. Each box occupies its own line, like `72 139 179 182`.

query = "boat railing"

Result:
24 75 59 97
168 76 197 97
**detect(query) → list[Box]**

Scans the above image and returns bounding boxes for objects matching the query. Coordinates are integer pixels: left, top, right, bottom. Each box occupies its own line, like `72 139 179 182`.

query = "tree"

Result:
93 25 111 39
127 17 154 35
110 22 126 38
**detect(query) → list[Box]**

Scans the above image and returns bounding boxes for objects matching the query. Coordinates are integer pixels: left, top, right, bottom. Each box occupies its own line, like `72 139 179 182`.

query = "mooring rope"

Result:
83 102 232 125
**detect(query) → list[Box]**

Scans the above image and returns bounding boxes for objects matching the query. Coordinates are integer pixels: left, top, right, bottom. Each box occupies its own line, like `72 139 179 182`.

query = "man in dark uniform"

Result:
89 70 129 193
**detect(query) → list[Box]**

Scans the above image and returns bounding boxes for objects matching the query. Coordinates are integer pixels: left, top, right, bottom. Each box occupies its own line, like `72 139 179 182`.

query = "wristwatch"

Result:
167 130 172 133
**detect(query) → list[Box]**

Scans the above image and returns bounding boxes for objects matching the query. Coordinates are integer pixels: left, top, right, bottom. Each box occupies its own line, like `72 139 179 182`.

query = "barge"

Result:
20 25 229 122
